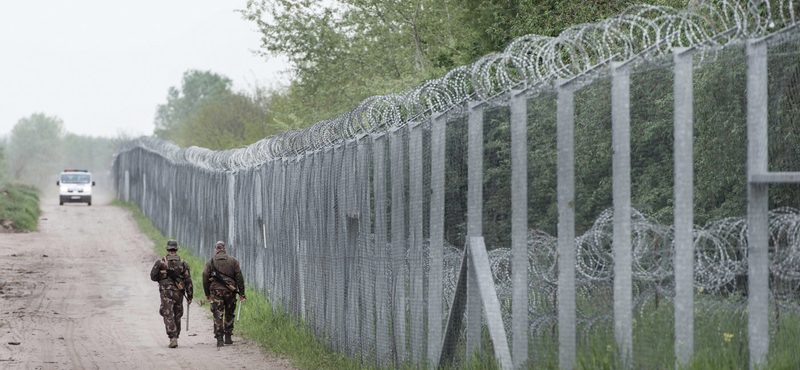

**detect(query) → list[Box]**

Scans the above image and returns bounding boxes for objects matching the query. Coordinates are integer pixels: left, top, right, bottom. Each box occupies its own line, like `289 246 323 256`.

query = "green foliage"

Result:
6 113 64 188
154 70 234 142
0 183 40 231
460 0 688 60
179 91 273 150
153 70 290 150
240 0 475 127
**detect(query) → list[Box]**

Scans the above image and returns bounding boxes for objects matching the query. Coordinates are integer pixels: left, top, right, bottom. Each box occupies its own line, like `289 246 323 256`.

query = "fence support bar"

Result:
469 237 513 370
438 248 468 369
750 171 800 183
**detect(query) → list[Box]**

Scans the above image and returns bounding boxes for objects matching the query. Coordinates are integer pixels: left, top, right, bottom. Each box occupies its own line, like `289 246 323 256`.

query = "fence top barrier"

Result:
117 0 797 171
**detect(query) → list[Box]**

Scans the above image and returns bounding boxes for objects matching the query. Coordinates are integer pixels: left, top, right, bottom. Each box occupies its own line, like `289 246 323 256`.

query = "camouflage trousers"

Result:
210 289 237 338
159 288 184 338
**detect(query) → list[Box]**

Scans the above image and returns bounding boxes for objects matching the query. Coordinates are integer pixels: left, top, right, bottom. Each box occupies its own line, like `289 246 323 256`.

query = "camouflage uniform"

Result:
150 254 193 339
202 250 245 340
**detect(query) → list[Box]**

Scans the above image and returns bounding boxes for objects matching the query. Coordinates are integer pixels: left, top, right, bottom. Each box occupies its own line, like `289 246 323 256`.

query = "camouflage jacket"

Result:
150 254 193 301
202 251 245 298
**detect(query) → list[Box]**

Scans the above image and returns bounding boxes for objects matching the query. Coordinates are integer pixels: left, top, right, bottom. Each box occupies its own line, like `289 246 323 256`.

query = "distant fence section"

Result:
115 1 800 368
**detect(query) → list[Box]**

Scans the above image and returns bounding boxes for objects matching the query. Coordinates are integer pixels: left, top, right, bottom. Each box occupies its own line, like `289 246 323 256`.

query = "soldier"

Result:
202 241 246 347
150 239 193 348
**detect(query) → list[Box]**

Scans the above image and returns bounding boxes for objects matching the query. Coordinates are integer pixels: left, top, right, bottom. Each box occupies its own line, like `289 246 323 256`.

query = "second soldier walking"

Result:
203 241 246 347
150 239 193 348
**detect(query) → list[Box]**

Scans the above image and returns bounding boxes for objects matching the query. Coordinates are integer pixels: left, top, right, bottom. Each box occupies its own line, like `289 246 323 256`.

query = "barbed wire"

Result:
456 207 800 337
118 0 796 171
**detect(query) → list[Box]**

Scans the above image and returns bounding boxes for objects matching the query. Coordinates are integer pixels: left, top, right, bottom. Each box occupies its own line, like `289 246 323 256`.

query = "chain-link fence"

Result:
114 0 800 368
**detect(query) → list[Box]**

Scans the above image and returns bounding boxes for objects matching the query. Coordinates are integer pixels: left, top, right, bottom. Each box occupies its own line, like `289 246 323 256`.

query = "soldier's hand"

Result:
239 295 245 302
206 296 211 301
187 300 192 305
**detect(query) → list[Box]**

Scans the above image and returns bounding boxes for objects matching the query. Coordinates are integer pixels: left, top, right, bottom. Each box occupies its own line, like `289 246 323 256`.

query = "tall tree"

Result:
179 90 274 150
154 70 233 141
240 0 475 126
7 113 64 188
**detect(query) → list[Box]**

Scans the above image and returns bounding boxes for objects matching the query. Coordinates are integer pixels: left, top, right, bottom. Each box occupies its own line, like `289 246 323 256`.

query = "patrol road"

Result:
0 193 294 369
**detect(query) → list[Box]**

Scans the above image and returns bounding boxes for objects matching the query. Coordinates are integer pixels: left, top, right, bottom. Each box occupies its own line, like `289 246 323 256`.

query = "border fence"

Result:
114 0 800 368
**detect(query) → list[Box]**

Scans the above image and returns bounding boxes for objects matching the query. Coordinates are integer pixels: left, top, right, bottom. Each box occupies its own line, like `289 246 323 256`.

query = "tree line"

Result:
1 113 116 190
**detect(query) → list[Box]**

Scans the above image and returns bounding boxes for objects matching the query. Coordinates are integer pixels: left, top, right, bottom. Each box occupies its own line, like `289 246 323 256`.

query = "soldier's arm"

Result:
149 260 163 282
183 262 194 301
202 261 211 298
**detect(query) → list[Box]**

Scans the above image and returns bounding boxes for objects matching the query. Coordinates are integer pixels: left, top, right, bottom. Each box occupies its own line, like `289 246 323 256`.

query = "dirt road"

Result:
0 193 293 369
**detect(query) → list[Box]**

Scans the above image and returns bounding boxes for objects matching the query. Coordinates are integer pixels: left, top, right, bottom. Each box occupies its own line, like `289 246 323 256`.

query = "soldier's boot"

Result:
217 337 224 347
224 334 233 345
169 338 178 348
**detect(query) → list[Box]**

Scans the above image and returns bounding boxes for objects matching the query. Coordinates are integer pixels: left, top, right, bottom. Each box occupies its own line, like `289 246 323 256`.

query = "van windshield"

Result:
61 174 91 184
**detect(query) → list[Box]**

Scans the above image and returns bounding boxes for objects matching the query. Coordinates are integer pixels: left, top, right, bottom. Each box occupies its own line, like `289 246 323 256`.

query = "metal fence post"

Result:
409 122 424 365
228 172 236 248
372 133 392 366
389 127 407 363
125 170 130 202
746 39 769 370
510 89 528 369
169 191 173 237
467 101 484 357
357 135 375 362
673 47 694 368
556 79 576 370
143 173 147 217
611 61 633 368
428 113 446 368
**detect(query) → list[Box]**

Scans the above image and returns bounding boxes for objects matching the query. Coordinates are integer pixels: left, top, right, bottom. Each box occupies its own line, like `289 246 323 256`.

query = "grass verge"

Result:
0 182 40 231
113 200 364 370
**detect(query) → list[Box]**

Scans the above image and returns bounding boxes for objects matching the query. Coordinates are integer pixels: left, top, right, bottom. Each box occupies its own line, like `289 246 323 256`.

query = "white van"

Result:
57 170 95 206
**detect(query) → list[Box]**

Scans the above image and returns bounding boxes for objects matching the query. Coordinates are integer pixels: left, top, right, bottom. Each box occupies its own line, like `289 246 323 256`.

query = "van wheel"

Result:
59 201 63 206
87 202 92 206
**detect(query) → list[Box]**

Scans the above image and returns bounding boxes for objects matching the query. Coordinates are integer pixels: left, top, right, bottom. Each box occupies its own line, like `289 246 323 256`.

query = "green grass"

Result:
0 182 40 231
517 294 800 370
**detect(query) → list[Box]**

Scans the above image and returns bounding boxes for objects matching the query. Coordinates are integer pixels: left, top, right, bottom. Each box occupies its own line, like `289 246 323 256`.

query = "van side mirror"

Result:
92 181 96 186
56 181 60 186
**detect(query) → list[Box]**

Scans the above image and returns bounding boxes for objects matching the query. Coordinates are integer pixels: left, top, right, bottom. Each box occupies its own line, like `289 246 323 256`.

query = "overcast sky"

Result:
0 1 287 139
